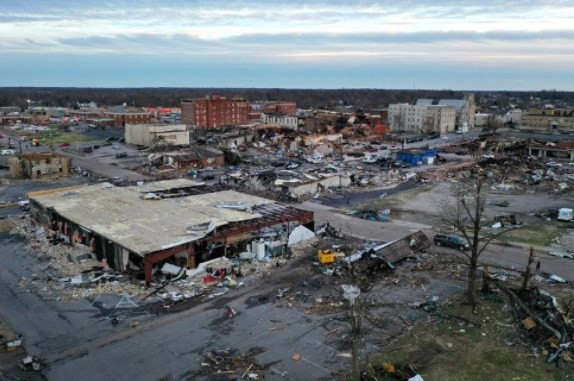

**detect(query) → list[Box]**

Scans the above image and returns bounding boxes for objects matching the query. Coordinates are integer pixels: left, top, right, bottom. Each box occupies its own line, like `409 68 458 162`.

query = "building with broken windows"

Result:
27 179 314 285
9 152 70 179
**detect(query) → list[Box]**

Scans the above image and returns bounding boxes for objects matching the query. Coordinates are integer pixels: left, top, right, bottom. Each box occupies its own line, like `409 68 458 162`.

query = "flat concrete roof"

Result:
30 179 273 256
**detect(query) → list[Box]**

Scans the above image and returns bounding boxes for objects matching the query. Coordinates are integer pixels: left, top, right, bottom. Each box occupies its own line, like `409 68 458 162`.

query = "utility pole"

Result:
342 284 361 381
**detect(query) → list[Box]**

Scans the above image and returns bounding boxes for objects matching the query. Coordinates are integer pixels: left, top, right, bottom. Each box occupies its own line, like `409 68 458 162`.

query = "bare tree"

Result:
483 114 502 134
440 174 506 308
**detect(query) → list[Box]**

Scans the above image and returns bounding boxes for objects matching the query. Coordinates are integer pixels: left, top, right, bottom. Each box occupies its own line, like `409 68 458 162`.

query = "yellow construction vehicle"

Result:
317 249 345 264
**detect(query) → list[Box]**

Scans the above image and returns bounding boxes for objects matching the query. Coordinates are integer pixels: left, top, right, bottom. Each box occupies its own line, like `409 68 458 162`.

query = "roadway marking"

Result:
300 355 332 374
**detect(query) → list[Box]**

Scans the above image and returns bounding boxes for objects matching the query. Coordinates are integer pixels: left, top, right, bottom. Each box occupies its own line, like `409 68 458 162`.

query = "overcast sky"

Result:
1 0 573 89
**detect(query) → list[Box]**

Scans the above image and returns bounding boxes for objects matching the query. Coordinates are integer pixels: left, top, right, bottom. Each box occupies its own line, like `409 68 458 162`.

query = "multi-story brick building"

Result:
104 106 151 127
181 95 250 129
263 102 297 114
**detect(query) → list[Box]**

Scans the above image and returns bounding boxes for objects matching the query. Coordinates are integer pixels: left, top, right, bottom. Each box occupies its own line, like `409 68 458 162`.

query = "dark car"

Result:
434 234 470 250
115 152 128 158
200 171 216 180
271 161 286 168
82 146 93 153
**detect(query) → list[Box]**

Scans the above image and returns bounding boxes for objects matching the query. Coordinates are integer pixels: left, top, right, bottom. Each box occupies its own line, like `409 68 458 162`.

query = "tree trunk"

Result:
521 246 535 291
466 263 479 307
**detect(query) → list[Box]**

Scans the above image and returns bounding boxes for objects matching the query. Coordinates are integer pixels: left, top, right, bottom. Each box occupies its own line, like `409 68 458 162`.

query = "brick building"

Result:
104 111 151 127
181 95 249 129
10 152 70 179
264 102 297 114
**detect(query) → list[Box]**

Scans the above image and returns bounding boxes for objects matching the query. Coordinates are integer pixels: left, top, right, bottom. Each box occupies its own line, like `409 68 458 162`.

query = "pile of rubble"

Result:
150 238 320 309
488 276 574 366
202 347 266 379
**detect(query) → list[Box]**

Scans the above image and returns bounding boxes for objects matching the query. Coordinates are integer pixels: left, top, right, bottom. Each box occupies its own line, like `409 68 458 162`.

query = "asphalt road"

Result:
0 233 361 381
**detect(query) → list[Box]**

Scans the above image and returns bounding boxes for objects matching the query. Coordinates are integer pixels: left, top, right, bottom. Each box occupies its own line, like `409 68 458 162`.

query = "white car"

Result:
546 161 563 168
481 153 495 159
286 162 300 169
1 149 16 155
362 155 378 164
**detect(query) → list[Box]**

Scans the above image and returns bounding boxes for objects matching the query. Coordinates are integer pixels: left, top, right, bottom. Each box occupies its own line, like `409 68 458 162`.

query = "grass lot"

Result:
358 184 433 211
40 132 97 146
370 298 570 380
501 222 565 247
0 219 15 233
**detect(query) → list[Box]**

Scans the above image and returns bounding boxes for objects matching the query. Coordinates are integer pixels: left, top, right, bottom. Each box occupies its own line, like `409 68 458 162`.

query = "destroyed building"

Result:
27 179 314 285
148 146 225 170
125 123 190 146
9 152 70 179
527 141 574 161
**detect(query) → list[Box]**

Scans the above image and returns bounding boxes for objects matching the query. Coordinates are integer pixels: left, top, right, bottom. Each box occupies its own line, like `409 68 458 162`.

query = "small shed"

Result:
395 149 436 166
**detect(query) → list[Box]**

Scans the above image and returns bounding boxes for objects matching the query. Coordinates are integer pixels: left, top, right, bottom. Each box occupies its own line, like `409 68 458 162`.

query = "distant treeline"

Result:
1 87 573 110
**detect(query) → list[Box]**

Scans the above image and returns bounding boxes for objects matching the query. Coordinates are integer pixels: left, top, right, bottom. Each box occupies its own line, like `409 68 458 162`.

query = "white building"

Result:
388 103 456 134
503 109 522 124
261 113 299 130
125 124 189 146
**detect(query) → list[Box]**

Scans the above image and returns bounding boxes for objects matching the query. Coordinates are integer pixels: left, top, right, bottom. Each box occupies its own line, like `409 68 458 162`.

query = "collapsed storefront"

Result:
27 179 314 285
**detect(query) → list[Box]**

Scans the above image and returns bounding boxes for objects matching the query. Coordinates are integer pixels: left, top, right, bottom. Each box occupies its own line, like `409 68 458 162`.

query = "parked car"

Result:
434 234 470 250
546 161 562 168
271 161 286 168
1 149 16 155
112 145 121 150
286 161 300 169
362 155 378 164
481 153 495 159
115 152 128 158
82 146 93 153
201 172 216 180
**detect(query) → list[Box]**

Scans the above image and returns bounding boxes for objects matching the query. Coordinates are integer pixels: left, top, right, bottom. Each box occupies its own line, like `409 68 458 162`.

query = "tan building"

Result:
424 105 457 135
520 106 574 132
10 152 70 179
125 124 189 147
